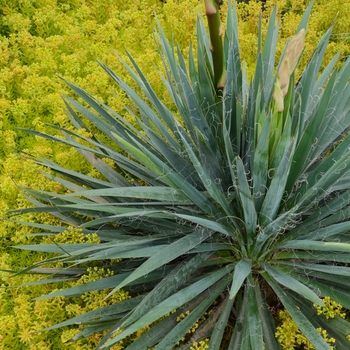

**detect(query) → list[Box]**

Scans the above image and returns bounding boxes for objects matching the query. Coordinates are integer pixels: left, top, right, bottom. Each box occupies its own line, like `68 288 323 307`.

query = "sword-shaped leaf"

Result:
229 258 252 300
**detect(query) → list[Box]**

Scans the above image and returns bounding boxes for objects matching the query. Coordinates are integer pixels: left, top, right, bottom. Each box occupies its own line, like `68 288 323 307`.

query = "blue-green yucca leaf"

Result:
123 302 209 350
296 0 314 32
252 112 270 212
222 104 237 186
74 243 169 262
309 51 341 111
33 272 133 300
156 21 215 147
223 43 243 156
112 134 224 219
261 263 323 306
11 208 157 242
262 273 332 350
61 83 150 151
277 240 350 253
27 127 163 187
63 95 136 145
75 212 179 233
30 157 121 190
251 208 297 261
188 41 200 95
14 243 96 254
11 203 141 219
227 283 251 348
254 281 282 350
104 228 215 298
99 60 182 153
57 130 132 185
224 1 242 97
294 26 334 129
175 213 234 237
247 276 264 350
292 153 350 212
155 17 181 86
292 132 350 205
241 6 279 170
9 251 73 277
177 44 190 83
195 127 230 191
281 190 350 242
195 18 219 108
276 261 350 278
153 276 230 350
100 267 234 349
208 296 235 350
177 68 218 149
268 113 294 173
7 190 89 214
274 250 350 264
140 127 204 188
301 68 345 160
63 96 91 131
234 157 257 249
286 27 336 190
34 266 174 300
8 220 67 233
122 252 212 329
16 188 86 226
17 275 81 287
123 311 182 350
177 129 237 219
19 127 111 163
111 132 177 188
78 148 131 187
72 322 120 342
229 258 252 300
323 317 350 349
116 52 181 139
260 6 279 104
119 284 222 350
309 70 350 162
259 138 295 228
42 295 145 332
296 221 350 241
20 236 172 262
64 186 192 204
288 272 350 310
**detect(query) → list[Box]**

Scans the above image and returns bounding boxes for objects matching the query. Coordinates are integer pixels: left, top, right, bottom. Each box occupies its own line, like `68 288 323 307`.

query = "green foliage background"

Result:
0 0 349 348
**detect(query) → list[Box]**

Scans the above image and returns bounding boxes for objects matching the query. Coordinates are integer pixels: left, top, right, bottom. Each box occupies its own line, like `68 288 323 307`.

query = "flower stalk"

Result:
204 0 226 90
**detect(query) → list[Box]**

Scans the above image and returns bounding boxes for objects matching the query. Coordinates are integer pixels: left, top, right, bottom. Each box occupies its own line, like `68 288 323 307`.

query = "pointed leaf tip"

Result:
229 259 252 300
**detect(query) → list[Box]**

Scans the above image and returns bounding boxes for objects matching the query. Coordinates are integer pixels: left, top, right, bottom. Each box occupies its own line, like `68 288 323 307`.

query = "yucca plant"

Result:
7 0 350 348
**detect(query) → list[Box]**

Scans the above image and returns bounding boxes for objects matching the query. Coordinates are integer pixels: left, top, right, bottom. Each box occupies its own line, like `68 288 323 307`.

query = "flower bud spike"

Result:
278 29 306 96
273 29 306 111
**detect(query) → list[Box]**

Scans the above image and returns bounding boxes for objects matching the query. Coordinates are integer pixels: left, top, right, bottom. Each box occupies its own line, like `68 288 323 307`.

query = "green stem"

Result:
204 0 226 90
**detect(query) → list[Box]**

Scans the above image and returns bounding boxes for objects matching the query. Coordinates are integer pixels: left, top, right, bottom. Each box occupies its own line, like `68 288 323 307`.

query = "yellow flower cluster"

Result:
275 297 348 350
190 339 210 350
315 296 347 320
50 226 100 244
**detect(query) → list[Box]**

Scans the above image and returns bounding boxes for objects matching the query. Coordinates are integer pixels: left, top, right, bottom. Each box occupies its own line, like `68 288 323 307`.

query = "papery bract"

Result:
274 29 306 111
